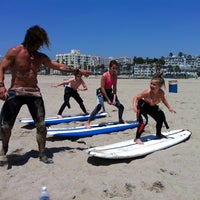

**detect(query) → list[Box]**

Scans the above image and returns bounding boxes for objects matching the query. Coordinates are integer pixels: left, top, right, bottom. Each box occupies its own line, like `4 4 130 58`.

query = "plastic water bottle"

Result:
39 186 50 200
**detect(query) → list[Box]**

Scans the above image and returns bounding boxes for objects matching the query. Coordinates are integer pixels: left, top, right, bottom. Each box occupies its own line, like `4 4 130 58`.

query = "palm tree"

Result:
178 52 184 57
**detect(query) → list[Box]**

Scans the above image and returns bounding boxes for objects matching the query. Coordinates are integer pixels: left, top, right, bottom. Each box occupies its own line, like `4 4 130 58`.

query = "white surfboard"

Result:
86 129 191 159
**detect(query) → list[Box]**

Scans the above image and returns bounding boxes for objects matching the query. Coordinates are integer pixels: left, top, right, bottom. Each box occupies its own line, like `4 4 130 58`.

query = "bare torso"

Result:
8 45 47 88
143 88 164 106
67 77 84 90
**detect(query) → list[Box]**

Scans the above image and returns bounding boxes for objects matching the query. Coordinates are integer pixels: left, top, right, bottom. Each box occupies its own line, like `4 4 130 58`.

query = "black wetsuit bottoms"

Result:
89 88 124 121
58 87 87 115
136 99 169 139
0 88 46 131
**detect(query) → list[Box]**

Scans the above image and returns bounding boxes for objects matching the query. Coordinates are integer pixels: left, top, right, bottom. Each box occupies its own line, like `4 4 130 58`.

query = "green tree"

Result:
178 52 184 57
133 57 145 64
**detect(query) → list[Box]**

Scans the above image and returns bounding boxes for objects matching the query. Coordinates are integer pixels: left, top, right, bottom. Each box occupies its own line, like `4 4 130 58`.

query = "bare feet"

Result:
57 115 63 119
135 138 144 145
85 121 91 129
0 148 8 166
39 153 54 164
0 155 8 166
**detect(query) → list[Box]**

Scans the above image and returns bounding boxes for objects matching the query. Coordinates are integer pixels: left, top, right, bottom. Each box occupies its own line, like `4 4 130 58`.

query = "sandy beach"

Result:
0 74 200 200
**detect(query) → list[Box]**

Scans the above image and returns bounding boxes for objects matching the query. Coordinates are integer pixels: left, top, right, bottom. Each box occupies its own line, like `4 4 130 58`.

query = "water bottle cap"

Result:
42 186 47 191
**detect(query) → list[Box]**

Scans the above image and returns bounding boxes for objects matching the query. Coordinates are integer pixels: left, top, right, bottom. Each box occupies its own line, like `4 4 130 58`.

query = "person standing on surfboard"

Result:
0 25 92 165
86 60 125 129
52 69 89 118
133 71 176 144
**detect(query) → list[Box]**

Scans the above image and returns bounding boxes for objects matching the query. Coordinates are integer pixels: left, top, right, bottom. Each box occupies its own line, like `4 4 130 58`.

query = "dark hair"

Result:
152 71 165 88
22 25 50 49
109 60 119 68
74 69 80 76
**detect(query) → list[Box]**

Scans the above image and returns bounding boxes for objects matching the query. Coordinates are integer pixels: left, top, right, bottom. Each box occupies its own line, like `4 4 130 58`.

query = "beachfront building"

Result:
164 55 200 77
116 57 133 66
164 55 200 70
164 55 186 67
133 64 156 78
51 49 101 75
45 49 200 77
53 50 134 75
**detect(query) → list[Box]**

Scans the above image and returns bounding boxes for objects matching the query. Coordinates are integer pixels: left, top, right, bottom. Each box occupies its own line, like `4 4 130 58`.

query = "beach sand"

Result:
0 74 199 200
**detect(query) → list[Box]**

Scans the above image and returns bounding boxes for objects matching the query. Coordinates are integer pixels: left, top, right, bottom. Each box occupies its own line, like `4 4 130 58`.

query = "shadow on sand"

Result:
87 155 146 166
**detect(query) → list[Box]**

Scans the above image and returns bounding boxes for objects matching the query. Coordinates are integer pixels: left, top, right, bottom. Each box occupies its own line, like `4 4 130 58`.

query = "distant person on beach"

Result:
86 60 125 129
133 71 176 144
0 25 92 165
52 69 89 118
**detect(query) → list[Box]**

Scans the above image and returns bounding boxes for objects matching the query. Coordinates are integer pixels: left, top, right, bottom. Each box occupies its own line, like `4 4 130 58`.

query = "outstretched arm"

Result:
79 69 93 77
43 56 93 77
52 78 72 88
51 81 65 88
162 96 176 113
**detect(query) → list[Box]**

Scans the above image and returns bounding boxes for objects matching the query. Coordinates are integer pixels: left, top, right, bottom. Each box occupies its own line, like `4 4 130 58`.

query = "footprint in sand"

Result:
142 181 165 193
103 183 136 198
160 168 178 176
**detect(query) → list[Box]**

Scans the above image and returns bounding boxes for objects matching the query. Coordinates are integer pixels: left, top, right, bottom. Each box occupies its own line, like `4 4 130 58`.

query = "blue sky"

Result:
0 0 200 59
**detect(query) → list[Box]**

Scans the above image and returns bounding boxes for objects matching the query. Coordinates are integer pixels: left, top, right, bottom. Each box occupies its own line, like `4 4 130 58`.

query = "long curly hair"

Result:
22 25 50 49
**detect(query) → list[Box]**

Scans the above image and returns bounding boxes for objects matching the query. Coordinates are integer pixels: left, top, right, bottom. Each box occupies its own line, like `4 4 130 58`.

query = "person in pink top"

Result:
86 60 125 129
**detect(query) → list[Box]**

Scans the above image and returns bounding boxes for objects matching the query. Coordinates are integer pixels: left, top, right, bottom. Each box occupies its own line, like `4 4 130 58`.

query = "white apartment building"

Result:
56 49 100 68
53 50 134 74
51 50 199 76
133 64 156 77
116 57 133 66
164 55 200 70
50 49 101 75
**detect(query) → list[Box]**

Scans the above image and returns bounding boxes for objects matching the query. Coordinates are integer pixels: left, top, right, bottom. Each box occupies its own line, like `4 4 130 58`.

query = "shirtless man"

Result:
52 69 89 118
133 71 176 144
0 25 92 164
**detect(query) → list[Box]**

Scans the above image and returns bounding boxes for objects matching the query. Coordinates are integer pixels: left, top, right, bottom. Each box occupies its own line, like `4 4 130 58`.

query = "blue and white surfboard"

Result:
47 121 139 137
19 112 107 126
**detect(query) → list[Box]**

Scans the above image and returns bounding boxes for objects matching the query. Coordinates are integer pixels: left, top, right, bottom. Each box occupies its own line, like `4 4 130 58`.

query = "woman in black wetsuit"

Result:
133 71 176 144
